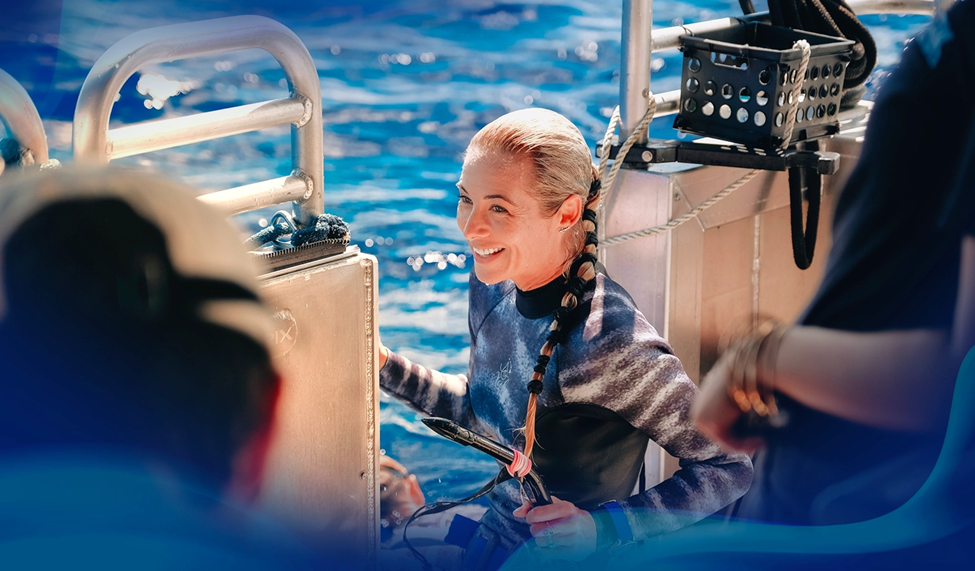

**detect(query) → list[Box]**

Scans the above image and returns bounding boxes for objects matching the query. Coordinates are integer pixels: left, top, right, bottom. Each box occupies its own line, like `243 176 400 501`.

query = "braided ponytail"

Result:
522 177 601 458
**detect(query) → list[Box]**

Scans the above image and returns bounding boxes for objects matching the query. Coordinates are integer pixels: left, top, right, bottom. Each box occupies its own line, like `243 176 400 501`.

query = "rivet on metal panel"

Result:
641 150 654 162
674 192 681 202
292 93 313 128
360 471 366 480
292 168 314 202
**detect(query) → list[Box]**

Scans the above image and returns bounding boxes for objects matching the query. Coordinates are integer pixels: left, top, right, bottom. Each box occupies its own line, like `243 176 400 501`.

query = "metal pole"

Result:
73 16 323 224
620 0 653 144
0 68 49 165
107 98 307 160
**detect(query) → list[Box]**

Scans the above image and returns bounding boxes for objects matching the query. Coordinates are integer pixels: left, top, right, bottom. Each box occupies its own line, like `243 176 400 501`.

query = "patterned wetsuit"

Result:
381 271 752 549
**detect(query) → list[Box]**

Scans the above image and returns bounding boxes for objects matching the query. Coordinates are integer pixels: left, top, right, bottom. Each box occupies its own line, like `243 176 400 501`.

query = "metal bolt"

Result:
360 471 366 480
641 150 653 162
674 192 681 201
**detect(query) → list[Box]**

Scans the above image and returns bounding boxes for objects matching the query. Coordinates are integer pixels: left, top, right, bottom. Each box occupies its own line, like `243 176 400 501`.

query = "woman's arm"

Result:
770 326 952 431
379 350 477 427
693 236 975 450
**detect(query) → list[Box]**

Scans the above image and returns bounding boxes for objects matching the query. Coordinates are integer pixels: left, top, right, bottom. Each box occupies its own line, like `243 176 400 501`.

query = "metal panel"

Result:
257 251 379 564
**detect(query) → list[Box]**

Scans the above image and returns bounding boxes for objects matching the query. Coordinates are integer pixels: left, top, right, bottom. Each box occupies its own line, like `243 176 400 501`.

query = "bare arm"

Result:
770 327 951 432
695 239 974 449
775 235 975 430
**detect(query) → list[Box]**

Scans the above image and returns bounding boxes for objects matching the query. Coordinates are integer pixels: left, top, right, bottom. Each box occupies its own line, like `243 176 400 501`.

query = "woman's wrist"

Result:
379 345 390 369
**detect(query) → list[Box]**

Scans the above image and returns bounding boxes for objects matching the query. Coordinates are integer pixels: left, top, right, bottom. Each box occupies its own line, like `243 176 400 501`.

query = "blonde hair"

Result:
466 108 601 458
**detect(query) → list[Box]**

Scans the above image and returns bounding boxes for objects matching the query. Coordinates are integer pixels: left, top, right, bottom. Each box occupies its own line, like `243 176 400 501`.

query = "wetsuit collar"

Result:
515 275 566 319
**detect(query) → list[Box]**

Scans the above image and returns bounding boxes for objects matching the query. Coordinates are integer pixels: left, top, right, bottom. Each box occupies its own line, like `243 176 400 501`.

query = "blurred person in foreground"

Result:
692 0 975 531
0 166 317 567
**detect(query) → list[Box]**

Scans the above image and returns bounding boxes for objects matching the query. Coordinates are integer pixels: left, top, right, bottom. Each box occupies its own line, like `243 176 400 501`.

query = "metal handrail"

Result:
623 0 937 128
72 16 323 224
0 68 50 167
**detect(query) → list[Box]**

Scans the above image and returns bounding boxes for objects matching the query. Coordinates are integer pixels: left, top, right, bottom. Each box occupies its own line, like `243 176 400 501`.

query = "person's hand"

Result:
691 350 765 453
379 344 389 369
512 496 596 561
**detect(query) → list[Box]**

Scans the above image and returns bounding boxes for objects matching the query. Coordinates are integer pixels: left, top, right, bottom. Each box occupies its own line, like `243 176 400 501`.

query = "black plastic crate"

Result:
674 23 854 149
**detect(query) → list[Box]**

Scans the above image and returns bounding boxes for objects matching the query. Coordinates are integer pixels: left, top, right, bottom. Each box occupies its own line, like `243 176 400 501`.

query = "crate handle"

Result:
711 51 749 70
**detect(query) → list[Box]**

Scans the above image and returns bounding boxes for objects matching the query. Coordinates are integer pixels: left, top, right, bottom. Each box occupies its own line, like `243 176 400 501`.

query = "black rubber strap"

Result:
787 159 822 270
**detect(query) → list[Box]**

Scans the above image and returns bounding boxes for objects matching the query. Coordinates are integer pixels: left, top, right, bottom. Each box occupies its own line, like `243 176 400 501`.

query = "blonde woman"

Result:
379 108 751 566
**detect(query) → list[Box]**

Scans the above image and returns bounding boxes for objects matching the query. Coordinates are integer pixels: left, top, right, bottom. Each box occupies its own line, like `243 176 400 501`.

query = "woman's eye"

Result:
490 205 508 213
458 195 472 205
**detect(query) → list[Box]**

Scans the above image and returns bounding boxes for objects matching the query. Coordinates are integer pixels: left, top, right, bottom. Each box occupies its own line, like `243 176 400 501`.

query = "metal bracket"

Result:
292 92 313 128
607 139 840 175
292 168 315 203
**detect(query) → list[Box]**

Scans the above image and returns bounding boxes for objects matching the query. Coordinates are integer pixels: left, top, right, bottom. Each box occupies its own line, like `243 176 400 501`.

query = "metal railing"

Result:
0 68 50 168
72 16 323 224
621 0 938 138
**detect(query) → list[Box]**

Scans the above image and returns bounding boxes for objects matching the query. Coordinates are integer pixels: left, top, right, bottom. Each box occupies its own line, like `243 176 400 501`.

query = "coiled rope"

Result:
780 39 812 149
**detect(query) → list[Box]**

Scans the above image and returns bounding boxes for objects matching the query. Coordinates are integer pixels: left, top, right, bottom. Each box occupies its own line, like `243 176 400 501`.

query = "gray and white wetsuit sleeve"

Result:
564 319 753 541
379 350 476 428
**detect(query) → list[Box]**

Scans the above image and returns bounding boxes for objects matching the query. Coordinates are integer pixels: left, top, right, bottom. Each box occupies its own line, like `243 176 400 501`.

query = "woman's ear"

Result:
557 194 584 229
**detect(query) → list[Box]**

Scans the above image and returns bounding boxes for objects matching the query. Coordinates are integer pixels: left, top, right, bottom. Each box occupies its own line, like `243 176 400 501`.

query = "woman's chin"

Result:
472 264 505 285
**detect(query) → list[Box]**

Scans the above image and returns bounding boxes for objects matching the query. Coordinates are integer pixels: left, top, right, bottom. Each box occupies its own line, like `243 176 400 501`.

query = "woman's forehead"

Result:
460 152 534 190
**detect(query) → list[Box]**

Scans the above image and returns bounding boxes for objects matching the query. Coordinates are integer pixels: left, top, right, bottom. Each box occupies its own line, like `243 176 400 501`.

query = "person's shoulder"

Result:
468 272 516 329
571 271 670 349
589 272 641 318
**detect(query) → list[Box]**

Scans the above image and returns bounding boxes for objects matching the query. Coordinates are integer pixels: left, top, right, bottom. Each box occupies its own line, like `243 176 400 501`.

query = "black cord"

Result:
766 0 877 90
401 469 513 571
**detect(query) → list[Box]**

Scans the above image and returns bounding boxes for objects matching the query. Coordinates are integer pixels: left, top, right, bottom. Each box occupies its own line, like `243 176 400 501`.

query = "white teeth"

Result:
472 246 503 256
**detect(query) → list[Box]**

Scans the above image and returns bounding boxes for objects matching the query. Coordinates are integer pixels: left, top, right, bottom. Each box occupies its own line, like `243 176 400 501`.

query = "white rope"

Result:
780 39 811 149
602 168 761 246
595 92 762 247
596 99 655 211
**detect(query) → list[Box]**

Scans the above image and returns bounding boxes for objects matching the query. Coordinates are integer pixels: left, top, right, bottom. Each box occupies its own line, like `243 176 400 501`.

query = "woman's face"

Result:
456 152 581 290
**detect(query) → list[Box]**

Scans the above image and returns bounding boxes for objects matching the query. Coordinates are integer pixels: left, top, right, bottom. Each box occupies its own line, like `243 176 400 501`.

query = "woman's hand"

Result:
379 344 389 369
512 496 596 561
691 350 765 453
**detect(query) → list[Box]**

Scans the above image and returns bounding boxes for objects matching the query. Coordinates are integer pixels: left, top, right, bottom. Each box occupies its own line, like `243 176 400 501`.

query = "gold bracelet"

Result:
757 323 789 422
728 337 753 414
744 320 778 417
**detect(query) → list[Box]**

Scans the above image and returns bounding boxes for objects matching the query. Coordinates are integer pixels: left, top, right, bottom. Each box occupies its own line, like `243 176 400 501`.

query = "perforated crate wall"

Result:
674 23 854 149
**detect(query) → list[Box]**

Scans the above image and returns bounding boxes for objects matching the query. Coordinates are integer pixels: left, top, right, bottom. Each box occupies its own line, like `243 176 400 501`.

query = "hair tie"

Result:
582 209 597 225
566 275 587 298
570 253 598 276
527 379 544 394
546 329 564 345
506 449 533 478
588 179 601 200
584 231 598 247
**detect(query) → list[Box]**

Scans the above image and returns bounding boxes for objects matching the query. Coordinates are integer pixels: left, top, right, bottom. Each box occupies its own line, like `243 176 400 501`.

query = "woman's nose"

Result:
459 207 487 239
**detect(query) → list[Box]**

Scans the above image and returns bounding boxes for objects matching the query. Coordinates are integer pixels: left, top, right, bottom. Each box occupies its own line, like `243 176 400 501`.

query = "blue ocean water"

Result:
2 0 928 503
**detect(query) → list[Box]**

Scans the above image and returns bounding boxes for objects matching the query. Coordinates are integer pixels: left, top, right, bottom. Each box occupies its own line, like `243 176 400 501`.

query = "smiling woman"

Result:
377 108 753 569
455 150 582 291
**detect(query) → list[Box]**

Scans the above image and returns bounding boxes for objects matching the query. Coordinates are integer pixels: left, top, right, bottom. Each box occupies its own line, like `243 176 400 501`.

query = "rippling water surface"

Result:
3 0 929 501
